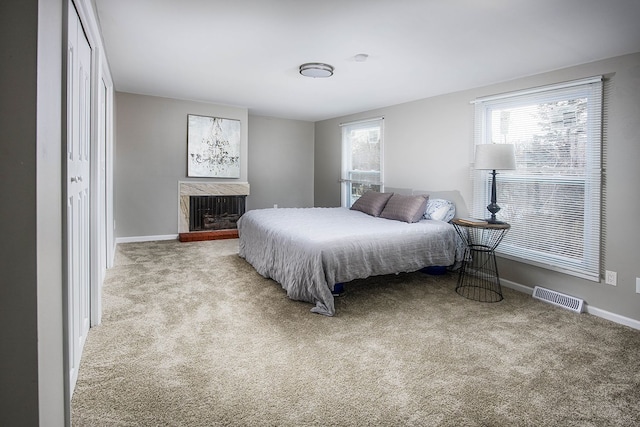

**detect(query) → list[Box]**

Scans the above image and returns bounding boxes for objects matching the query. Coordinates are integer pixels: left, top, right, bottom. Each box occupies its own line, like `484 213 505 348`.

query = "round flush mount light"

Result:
299 62 334 78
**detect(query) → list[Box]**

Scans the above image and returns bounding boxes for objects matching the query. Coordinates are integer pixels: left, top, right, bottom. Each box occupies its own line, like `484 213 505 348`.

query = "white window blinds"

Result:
472 77 603 281
340 117 384 207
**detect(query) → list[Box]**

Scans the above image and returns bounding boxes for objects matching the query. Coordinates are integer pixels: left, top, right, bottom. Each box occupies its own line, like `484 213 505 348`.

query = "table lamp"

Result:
475 144 516 224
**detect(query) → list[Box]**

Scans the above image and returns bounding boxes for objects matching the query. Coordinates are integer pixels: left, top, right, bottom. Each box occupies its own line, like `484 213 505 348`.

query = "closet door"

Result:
67 0 92 393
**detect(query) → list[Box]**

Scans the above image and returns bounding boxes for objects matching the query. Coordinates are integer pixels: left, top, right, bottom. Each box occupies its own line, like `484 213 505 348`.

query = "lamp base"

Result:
486 170 504 224
486 218 507 225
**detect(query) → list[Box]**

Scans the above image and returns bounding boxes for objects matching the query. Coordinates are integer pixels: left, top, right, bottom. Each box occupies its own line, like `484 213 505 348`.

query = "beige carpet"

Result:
72 239 640 426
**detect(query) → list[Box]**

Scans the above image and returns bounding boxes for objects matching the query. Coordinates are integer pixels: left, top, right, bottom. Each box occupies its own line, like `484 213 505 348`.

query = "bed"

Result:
238 191 463 316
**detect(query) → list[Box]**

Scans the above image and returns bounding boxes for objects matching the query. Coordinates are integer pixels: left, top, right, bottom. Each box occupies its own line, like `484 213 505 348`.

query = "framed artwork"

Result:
187 114 241 178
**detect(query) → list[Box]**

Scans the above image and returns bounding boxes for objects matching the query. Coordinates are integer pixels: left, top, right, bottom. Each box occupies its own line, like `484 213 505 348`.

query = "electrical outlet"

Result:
636 277 640 294
605 270 617 286
273 204 278 209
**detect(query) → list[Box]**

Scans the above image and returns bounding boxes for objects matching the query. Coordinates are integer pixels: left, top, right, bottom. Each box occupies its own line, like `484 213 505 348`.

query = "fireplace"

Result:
189 195 246 231
178 181 250 242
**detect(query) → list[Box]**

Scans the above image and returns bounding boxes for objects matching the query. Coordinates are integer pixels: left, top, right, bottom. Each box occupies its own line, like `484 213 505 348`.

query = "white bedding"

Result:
238 207 459 316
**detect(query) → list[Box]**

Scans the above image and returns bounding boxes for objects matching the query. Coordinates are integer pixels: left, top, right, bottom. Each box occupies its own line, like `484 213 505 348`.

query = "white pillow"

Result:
424 199 456 222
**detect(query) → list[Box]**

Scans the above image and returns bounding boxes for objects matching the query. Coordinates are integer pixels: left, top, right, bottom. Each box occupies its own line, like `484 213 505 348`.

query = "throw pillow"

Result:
424 198 456 222
350 191 394 217
379 194 429 223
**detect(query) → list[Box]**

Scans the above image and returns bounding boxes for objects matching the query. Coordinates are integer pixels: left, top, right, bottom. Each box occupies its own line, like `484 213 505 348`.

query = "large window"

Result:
472 77 603 281
340 118 384 207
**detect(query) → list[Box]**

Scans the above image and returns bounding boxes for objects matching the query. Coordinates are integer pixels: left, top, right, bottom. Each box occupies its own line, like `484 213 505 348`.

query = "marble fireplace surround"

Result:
178 181 250 233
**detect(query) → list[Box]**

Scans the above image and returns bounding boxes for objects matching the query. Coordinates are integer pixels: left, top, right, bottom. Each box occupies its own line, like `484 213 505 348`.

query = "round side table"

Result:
451 219 510 302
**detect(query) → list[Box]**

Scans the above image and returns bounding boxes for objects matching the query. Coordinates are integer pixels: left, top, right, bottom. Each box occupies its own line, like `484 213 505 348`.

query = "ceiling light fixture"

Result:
299 62 334 78
354 53 369 62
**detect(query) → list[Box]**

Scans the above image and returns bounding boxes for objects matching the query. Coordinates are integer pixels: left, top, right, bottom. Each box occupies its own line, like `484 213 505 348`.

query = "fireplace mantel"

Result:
178 181 250 234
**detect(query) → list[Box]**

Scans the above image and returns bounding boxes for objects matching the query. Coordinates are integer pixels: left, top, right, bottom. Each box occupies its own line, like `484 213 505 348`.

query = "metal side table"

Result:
451 219 510 302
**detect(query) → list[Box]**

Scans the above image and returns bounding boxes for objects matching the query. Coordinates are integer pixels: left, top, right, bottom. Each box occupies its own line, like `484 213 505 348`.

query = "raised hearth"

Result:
179 229 239 242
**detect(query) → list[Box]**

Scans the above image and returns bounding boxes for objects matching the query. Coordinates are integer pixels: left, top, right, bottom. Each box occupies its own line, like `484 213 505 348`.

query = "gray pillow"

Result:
350 191 394 217
380 194 429 223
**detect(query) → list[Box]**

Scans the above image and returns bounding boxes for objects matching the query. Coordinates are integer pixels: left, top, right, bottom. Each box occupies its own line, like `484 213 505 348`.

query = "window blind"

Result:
472 77 603 281
341 118 384 207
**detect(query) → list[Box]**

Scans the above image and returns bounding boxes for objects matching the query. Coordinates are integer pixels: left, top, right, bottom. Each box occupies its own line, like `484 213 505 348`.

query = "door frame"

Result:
92 58 114 325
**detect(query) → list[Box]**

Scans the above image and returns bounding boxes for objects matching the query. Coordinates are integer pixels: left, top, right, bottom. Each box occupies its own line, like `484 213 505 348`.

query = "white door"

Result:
91 76 108 326
67 1 92 393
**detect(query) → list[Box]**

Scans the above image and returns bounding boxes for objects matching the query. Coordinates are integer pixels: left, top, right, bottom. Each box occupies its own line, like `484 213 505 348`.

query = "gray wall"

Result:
247 115 314 209
314 53 640 323
1 0 66 425
115 92 249 238
115 93 316 238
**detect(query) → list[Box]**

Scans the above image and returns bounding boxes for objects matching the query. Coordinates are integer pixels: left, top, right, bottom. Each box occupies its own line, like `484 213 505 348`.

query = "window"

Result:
472 77 603 281
340 117 384 207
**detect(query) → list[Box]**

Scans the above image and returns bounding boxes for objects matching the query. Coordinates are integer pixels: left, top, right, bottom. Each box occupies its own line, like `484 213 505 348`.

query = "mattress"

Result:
238 207 459 316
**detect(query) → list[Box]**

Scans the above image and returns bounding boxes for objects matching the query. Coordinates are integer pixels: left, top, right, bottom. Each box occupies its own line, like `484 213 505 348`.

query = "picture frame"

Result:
187 114 241 178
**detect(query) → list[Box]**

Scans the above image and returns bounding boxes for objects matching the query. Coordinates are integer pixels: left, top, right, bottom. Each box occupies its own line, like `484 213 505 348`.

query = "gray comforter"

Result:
238 207 459 316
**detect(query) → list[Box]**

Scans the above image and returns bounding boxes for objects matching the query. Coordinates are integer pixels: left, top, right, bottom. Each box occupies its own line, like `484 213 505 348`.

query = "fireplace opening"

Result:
189 195 246 232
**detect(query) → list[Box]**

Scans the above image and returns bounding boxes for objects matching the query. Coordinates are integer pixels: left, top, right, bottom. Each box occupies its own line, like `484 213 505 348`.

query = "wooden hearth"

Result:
178 229 239 242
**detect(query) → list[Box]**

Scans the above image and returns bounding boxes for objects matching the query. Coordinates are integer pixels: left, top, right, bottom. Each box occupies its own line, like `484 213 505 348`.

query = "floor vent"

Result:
532 286 584 313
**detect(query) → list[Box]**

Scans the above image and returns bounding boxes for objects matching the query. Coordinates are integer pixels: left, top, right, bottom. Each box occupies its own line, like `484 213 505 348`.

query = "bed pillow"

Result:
424 198 456 222
379 194 429 223
350 191 394 217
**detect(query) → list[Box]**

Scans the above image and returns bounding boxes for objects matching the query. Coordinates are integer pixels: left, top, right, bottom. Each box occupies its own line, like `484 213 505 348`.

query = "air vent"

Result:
532 286 584 313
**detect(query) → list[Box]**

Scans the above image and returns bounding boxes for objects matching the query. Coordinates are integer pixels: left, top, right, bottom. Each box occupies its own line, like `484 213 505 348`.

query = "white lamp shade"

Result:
475 144 516 170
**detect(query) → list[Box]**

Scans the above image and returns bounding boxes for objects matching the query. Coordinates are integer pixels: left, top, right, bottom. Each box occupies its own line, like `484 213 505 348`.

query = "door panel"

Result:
67 0 91 394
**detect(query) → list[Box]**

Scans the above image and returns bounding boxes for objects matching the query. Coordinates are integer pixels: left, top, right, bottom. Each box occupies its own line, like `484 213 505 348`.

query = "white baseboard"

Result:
501 279 640 330
501 279 535 295
116 234 178 244
584 306 640 330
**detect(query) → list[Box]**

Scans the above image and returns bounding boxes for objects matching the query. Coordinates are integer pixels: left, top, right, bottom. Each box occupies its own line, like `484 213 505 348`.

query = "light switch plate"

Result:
605 270 617 286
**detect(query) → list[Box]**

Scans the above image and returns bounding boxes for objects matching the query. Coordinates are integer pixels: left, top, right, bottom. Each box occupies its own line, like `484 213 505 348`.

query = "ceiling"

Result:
94 0 640 122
